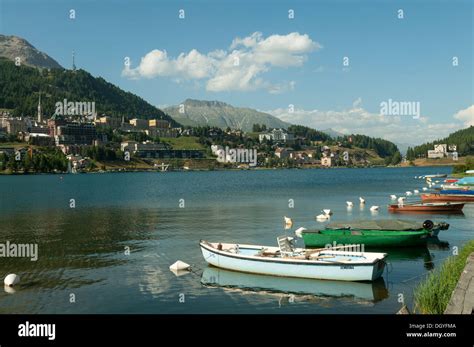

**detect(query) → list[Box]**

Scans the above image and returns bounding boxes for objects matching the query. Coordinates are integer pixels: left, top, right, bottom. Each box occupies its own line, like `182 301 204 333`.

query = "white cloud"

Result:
123 49 215 80
122 32 320 93
267 99 466 145
453 105 474 127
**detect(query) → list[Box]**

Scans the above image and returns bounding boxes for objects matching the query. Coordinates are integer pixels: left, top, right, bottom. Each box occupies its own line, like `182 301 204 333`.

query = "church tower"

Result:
37 92 42 123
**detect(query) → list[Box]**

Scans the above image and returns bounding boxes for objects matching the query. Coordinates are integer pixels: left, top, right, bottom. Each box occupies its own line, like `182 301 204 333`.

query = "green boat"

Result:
301 220 447 248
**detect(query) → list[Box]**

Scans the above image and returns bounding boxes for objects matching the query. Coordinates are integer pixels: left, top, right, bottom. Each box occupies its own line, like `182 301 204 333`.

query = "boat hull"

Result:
388 203 464 213
302 229 430 248
200 242 385 282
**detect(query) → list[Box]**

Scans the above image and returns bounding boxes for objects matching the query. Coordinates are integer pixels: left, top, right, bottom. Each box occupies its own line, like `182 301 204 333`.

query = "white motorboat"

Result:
200 239 387 282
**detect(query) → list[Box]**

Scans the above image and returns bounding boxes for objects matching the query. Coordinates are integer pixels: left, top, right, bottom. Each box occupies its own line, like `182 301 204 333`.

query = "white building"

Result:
427 144 448 159
434 144 447 153
121 141 165 152
427 150 444 159
258 129 294 143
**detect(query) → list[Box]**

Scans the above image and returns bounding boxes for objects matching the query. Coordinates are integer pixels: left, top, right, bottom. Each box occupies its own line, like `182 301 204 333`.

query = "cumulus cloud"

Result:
453 105 474 127
267 99 465 145
122 32 320 93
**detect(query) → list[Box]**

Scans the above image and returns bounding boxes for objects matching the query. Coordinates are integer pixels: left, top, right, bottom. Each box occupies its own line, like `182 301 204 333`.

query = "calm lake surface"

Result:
0 166 472 313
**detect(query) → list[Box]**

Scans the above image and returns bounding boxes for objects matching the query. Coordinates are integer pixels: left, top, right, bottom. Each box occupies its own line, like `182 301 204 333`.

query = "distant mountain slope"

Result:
322 128 345 138
0 35 63 69
0 58 178 124
164 99 290 132
408 126 474 158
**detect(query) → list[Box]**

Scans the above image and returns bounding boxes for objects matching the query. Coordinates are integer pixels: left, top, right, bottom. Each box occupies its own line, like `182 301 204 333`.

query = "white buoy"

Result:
294 227 307 238
422 187 428 191
359 197 365 204
4 274 20 287
406 191 412 196
169 261 191 272
414 189 419 194
390 195 397 200
346 201 354 207
370 206 379 211
316 214 329 221
322 209 332 216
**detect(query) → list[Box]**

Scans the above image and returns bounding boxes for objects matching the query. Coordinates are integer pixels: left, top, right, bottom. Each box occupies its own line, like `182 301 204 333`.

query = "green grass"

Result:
413 240 474 314
0 142 29 148
162 136 205 150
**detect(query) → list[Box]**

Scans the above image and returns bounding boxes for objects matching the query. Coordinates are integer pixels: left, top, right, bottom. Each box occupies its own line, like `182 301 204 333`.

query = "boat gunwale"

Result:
301 229 430 236
200 241 386 266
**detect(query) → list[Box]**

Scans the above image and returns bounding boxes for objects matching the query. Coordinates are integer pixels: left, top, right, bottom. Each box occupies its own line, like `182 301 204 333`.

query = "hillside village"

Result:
0 97 400 173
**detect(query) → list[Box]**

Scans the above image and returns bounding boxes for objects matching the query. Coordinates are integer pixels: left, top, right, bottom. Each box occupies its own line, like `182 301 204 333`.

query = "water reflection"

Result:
201 267 389 304
0 207 157 293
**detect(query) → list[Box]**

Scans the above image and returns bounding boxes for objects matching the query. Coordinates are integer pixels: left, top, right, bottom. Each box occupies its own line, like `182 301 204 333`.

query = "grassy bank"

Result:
413 240 474 314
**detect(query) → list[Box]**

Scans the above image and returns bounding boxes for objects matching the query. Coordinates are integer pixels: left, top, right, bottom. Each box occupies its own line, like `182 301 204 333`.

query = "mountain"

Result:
0 35 63 69
0 35 177 124
0 58 177 125
164 99 290 132
408 126 474 159
322 128 345 138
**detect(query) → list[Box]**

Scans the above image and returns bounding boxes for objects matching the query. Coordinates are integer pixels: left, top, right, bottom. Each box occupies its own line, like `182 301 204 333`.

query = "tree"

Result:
391 151 402 165
7 155 18 172
406 147 415 161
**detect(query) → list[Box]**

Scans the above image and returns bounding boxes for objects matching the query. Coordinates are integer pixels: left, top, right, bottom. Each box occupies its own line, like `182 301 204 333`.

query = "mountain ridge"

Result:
0 34 63 69
0 58 177 124
165 99 291 132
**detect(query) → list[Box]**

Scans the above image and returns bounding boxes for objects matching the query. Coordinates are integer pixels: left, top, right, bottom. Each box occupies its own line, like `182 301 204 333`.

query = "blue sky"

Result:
1 0 472 144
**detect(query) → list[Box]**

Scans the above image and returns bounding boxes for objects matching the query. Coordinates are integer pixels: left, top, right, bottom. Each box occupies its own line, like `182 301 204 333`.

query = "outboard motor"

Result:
422 220 434 230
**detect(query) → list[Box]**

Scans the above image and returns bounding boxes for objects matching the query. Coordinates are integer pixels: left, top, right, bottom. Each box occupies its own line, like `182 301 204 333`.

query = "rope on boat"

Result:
385 261 393 274
178 263 204 278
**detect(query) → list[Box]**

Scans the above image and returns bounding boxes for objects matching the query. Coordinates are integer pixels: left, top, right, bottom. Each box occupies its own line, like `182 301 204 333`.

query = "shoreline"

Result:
0 164 457 176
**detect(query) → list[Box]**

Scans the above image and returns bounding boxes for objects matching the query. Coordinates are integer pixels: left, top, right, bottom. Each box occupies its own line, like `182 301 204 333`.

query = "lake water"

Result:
0 167 472 314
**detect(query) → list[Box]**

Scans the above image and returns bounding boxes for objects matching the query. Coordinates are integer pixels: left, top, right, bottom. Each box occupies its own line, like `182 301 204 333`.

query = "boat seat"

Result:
277 236 296 257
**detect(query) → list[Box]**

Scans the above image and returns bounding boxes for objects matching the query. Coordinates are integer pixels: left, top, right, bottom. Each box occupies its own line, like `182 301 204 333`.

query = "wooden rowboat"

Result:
423 174 448 178
300 220 449 248
200 240 386 282
388 202 464 213
302 229 430 248
421 193 474 202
